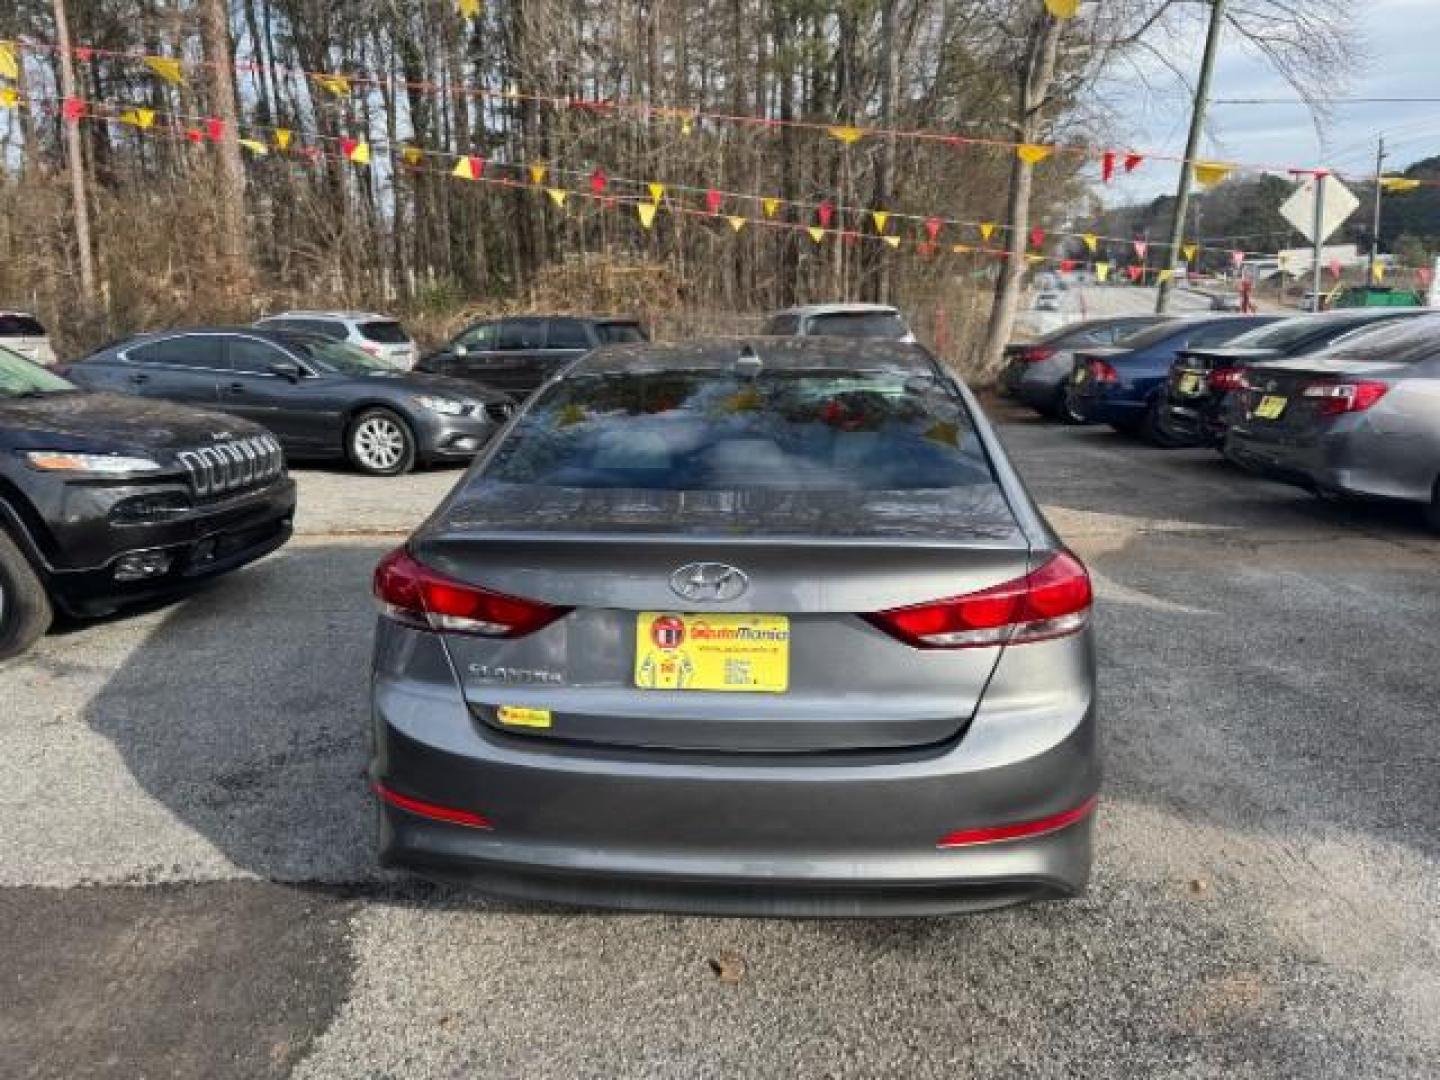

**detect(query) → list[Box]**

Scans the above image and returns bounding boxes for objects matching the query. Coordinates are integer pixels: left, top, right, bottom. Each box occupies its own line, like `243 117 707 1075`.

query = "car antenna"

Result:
734 342 764 379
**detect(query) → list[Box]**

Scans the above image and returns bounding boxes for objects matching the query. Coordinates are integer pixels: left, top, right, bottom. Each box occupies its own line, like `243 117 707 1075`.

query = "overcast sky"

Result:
1096 0 1440 206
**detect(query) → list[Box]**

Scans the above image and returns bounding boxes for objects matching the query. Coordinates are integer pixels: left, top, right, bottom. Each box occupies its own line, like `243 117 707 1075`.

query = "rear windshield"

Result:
0 314 46 336
805 312 908 340
360 320 411 344
595 322 648 344
484 370 993 491
1320 317 1440 365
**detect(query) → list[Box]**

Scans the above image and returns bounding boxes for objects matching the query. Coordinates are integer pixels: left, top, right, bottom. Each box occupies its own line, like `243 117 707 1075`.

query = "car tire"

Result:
1060 387 1090 425
347 408 417 476
1140 397 1182 447
0 527 53 662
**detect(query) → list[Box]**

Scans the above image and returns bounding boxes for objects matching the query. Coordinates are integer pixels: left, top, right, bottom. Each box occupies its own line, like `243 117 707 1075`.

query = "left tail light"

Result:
865 552 1092 649
1301 379 1389 416
1209 366 1245 392
1086 358 1119 383
374 547 570 637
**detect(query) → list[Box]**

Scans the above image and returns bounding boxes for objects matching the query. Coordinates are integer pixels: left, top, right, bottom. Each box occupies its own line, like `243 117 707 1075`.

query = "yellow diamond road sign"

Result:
1280 175 1359 245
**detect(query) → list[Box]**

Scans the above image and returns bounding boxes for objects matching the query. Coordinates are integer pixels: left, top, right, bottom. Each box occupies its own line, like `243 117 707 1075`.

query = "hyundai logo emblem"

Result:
669 562 748 602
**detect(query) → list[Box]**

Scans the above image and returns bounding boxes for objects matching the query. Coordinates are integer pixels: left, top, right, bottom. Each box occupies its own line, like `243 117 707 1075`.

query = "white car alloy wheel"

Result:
349 410 415 475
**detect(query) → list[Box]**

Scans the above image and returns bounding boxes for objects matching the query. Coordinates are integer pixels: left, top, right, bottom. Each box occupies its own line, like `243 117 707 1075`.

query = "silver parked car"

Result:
370 337 1099 915
255 310 418 369
1224 314 1440 530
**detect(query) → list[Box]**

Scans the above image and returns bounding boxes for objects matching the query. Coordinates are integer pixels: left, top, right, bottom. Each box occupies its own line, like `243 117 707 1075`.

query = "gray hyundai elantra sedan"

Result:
370 337 1098 915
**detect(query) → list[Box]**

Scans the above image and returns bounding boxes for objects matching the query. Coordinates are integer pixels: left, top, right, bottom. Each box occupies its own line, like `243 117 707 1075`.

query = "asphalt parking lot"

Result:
2 402 1437 1079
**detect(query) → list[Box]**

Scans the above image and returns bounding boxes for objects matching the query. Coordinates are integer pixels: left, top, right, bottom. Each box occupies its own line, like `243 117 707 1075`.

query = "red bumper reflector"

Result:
372 781 493 830
936 795 1098 848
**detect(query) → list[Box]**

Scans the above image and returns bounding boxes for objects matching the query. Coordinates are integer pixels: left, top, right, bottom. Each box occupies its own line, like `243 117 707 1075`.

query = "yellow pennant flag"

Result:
680 113 694 137
871 210 890 233
882 236 901 249
0 41 19 81
827 125 864 146
728 216 746 233
239 138 268 156
807 226 825 244
979 222 996 242
452 156 480 180
270 129 292 151
1017 143 1052 166
1157 268 1174 284
1044 0 1081 16
648 182 665 204
145 56 184 85
1082 232 1099 254
1371 261 1386 283
346 140 371 164
1095 262 1111 282
1193 161 1233 189
546 188 568 208
1026 254 1045 265
0 87 18 109
312 73 350 98
401 144 424 166
636 201 658 229
457 0 483 18
1380 177 1421 193
528 162 547 185
120 108 156 130
763 197 780 219
1183 243 1198 263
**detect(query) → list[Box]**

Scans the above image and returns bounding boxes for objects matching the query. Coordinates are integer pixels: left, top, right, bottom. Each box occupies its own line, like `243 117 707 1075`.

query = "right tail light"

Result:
1301 379 1389 416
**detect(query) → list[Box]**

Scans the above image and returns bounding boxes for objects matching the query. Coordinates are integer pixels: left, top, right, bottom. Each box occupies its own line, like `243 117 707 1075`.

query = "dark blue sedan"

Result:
1064 315 1281 440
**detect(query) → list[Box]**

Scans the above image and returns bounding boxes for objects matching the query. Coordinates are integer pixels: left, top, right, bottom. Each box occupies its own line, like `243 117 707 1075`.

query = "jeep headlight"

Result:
414 395 468 416
25 451 164 474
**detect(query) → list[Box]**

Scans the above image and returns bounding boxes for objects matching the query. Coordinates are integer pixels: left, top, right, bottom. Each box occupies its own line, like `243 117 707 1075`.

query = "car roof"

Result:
259 311 395 322
119 326 298 345
572 336 938 375
769 303 902 317
466 314 640 323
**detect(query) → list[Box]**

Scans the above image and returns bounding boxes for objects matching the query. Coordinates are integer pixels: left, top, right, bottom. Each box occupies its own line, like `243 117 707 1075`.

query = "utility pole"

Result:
1310 172 1326 312
1367 135 1387 283
52 0 96 301
1156 0 1228 313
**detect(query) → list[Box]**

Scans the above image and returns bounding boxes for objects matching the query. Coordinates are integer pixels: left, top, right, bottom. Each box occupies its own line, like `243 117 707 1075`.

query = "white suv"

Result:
761 303 917 342
255 310 418 369
0 311 57 367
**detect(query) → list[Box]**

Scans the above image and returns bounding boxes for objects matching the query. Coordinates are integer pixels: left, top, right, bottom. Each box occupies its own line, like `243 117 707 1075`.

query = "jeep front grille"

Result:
176 435 285 498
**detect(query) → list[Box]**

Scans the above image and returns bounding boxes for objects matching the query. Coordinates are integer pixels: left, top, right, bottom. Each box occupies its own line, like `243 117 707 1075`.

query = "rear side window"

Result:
595 322 647 344
497 319 546 350
0 314 46 336
805 311 908 340
359 320 410 344
270 318 345 339
128 336 226 368
546 319 592 349
485 370 992 492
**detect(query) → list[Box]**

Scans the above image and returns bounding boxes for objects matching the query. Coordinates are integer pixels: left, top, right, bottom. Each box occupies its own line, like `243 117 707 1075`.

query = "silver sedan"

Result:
1224 314 1440 530
369 338 1099 915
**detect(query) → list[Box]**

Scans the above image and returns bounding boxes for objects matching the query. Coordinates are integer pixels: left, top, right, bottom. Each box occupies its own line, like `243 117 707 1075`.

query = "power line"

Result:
1214 97 1440 105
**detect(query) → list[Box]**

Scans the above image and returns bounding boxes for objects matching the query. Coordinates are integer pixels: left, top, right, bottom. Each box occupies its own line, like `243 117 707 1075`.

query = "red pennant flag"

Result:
1133 240 1148 259
61 97 85 122
1060 259 1077 273
341 137 359 159
185 127 204 144
923 216 942 242
205 117 225 142
589 168 607 196
1417 266 1434 289
1126 265 1144 282
1123 152 1144 174
818 201 834 228
1231 250 1245 269
1101 151 1116 184
1328 258 1343 280
74 47 95 62
705 187 723 215
842 231 859 247
1029 226 1045 249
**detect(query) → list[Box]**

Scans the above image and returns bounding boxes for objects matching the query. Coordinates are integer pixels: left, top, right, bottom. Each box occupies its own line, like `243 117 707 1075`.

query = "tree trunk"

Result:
51 0 96 302
200 0 251 304
977 10 1063 378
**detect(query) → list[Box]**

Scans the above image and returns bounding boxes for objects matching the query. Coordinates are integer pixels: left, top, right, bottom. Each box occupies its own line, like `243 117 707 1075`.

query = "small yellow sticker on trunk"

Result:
496 706 552 728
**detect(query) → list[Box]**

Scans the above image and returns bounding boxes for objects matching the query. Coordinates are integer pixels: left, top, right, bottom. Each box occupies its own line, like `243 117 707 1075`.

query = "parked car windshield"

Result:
284 336 398 374
0 345 75 396
806 311 908 339
484 369 993 491
359 320 410 344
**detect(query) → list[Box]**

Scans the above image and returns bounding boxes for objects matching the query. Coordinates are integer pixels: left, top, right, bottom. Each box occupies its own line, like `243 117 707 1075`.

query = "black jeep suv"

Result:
0 346 295 659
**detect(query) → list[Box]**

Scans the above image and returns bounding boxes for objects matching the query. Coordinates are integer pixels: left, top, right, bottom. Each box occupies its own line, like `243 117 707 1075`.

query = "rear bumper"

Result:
371 625 1099 916
1158 396 1226 447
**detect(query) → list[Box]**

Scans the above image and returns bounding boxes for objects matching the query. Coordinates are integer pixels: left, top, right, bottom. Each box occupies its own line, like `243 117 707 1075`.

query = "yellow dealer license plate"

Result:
1178 373 1202 396
634 612 790 693
1255 395 1287 420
